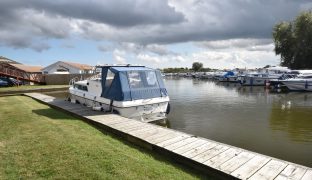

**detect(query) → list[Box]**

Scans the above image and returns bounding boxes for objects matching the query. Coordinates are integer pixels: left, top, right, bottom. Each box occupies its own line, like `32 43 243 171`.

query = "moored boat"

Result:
69 65 170 122
238 73 280 86
280 74 312 91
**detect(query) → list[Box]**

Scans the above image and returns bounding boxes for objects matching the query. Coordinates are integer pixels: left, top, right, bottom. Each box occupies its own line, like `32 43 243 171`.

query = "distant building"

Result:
9 64 43 73
0 56 21 64
0 56 44 84
42 61 94 74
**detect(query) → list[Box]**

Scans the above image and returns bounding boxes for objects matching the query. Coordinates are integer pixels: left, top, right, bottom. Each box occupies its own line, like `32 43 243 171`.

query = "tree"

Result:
273 10 312 69
192 62 203 72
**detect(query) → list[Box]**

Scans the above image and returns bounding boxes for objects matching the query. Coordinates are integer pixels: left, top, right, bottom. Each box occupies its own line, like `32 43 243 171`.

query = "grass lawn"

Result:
0 85 69 92
0 96 207 179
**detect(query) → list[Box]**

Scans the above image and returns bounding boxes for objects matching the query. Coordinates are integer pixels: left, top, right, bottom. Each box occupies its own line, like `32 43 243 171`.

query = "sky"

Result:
0 0 311 69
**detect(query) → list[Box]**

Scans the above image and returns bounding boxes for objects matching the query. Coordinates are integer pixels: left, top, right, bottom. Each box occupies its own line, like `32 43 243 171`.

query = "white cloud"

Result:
195 39 273 50
191 49 279 69
137 54 163 64
113 49 127 64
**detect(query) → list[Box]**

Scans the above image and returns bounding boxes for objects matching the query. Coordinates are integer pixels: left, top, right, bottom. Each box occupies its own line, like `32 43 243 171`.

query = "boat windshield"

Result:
128 71 159 89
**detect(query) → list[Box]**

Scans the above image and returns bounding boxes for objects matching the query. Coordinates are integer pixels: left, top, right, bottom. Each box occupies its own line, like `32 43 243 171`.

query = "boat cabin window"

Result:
128 71 143 88
74 84 88 91
128 71 159 89
145 71 158 86
105 69 115 89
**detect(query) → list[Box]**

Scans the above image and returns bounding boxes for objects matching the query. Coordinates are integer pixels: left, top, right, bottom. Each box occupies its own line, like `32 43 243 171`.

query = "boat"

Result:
217 71 239 83
238 66 292 86
268 73 298 89
238 73 279 86
69 65 170 122
280 74 312 91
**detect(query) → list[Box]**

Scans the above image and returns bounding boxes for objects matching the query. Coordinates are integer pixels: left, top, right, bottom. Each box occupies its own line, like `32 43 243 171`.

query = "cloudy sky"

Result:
0 0 311 69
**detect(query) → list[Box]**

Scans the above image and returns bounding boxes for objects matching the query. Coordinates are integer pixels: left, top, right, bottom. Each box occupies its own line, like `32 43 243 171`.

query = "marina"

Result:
45 77 312 168
24 92 312 179
165 67 312 91
1 2 312 179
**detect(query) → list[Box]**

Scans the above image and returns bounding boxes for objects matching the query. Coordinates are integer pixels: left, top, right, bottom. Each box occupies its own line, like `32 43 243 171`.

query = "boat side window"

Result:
128 71 143 88
303 75 312 79
145 71 158 87
105 69 115 89
82 86 88 91
74 84 88 91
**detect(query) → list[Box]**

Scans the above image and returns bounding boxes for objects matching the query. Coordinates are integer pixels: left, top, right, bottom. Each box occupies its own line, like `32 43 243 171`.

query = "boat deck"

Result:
24 93 312 179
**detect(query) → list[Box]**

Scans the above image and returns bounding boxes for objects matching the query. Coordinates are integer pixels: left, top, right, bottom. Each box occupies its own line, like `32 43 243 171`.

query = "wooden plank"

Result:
111 122 144 132
73 109 96 115
173 138 208 154
118 123 150 132
128 125 160 136
275 164 307 180
164 137 199 151
49 101 70 106
109 120 142 129
69 108 93 113
249 159 288 180
182 141 218 158
91 117 129 125
231 155 271 179
156 134 191 147
191 144 230 163
204 147 242 169
146 132 181 144
77 110 104 116
143 130 176 142
218 151 255 174
88 115 132 125
134 128 171 139
54 103 80 108
59 104 83 110
301 169 312 180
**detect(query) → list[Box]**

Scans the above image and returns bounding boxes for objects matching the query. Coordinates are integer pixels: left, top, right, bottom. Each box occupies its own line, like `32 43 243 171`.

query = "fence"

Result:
44 74 94 85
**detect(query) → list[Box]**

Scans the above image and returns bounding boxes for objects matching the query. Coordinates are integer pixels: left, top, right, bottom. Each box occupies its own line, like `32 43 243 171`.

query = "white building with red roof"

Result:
42 61 94 74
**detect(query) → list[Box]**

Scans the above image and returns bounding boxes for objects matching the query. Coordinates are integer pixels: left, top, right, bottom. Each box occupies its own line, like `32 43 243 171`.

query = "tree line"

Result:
163 62 212 73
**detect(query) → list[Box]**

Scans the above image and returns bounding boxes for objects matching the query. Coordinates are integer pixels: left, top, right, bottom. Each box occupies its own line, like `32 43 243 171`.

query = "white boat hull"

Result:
218 76 239 83
69 88 169 122
239 77 277 86
282 80 312 91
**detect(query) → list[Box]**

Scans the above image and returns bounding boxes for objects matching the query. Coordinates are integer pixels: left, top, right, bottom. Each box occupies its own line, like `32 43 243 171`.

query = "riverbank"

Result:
0 96 205 179
0 85 69 96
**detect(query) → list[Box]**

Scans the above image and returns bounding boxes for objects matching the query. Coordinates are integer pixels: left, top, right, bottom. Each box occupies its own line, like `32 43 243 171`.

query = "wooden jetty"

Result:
24 93 312 180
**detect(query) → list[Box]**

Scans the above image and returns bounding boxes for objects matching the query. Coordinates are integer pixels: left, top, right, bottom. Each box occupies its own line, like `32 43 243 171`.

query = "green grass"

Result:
0 96 207 179
0 85 69 92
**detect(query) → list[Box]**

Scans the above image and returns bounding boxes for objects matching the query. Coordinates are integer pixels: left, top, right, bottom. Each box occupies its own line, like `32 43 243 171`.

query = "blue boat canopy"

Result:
100 66 168 101
223 71 235 77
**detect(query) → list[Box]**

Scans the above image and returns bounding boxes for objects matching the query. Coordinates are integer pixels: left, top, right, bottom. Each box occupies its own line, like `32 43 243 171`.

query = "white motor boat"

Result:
69 65 170 122
280 74 312 91
238 73 281 86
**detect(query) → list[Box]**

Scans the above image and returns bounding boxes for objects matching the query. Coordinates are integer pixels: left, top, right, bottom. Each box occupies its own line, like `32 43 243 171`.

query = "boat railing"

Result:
69 77 80 86
69 73 102 86
87 73 101 80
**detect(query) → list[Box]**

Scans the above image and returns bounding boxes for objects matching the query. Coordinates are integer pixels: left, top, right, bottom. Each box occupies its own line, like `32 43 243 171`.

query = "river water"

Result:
165 77 312 167
45 77 312 167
